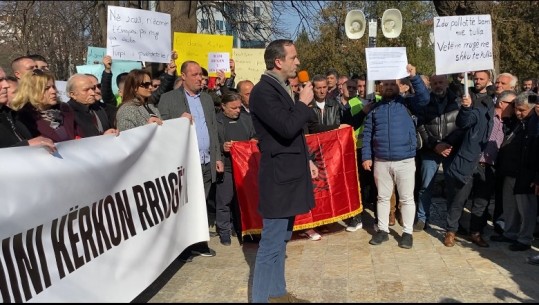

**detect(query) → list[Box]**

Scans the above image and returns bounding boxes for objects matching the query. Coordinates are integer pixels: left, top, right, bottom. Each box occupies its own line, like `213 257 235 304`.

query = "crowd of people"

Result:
1 39 539 303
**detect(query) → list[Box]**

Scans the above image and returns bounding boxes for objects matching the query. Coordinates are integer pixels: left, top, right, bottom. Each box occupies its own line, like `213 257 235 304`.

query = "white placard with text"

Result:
433 14 493 75
365 47 408 81
106 5 171 63
207 52 230 74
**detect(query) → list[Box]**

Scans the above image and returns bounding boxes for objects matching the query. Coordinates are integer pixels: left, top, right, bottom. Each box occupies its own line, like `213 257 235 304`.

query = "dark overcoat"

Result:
249 74 315 218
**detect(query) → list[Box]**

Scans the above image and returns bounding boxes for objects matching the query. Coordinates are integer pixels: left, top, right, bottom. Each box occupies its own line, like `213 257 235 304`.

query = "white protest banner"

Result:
106 5 171 63
0 118 208 302
365 47 408 81
208 52 230 75
54 81 69 103
433 15 493 75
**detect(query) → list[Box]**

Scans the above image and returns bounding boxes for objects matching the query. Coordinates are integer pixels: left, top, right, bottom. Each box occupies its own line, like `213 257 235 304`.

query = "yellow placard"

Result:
232 48 266 85
173 32 233 77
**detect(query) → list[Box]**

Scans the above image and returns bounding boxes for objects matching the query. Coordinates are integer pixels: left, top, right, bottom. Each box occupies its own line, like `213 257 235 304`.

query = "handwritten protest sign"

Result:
173 32 233 77
76 61 142 95
87 46 137 65
106 6 171 63
433 14 493 75
87 47 107 65
55 81 69 103
232 48 265 84
365 47 408 81
208 52 230 75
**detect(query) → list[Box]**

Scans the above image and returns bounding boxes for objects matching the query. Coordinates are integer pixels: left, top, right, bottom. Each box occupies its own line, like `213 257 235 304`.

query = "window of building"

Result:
254 6 261 16
200 19 208 30
216 20 224 31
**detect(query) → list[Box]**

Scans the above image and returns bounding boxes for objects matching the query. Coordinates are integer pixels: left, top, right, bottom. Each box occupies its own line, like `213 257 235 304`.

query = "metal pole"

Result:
366 19 377 102
149 0 156 11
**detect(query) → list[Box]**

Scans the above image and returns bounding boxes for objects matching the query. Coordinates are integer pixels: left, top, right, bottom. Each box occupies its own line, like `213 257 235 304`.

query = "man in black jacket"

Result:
414 74 461 231
66 74 118 138
310 74 341 127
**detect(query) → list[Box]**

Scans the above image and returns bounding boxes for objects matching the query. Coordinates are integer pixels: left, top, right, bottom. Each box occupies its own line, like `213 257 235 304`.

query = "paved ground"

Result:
134 196 539 303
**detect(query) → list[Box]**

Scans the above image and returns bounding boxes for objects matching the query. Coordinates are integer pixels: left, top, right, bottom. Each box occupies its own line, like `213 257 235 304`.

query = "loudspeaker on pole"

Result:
345 10 366 39
381 9 402 39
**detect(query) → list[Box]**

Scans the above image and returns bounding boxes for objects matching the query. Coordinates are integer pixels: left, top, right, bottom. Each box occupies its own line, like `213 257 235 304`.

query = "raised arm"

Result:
100 55 117 107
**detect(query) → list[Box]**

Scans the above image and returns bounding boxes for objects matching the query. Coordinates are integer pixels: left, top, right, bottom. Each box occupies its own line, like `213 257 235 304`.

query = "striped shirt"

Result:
479 114 503 165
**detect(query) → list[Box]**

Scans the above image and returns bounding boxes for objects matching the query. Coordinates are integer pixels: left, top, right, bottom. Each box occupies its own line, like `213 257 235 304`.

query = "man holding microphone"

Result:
249 39 318 303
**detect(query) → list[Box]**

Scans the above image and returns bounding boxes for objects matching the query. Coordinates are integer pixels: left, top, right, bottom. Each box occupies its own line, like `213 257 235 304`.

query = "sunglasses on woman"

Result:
32 69 45 76
139 82 152 89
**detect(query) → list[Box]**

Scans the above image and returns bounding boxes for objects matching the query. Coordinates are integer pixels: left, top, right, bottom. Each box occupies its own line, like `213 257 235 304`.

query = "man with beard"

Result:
362 64 430 249
413 74 462 232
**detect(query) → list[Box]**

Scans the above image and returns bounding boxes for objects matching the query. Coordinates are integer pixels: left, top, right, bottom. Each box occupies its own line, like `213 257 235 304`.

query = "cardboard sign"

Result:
173 32 233 77
232 48 265 84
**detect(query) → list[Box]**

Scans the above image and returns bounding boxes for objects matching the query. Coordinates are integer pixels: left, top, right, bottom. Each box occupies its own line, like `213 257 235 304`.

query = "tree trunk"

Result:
97 0 120 47
149 1 197 76
158 1 197 34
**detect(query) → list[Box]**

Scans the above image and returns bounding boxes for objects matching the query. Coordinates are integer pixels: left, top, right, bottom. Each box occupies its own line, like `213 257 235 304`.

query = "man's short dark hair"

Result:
28 54 47 63
358 73 367 81
264 39 294 70
325 68 339 79
201 67 208 77
116 72 128 87
221 92 242 104
312 74 326 83
475 70 491 79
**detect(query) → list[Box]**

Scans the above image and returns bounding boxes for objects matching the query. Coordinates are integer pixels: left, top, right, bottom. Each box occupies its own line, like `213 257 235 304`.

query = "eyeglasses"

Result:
139 82 152 89
151 84 159 88
32 69 44 76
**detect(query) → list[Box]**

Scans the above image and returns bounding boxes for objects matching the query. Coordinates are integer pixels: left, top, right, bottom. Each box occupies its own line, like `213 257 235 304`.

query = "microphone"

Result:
297 70 310 85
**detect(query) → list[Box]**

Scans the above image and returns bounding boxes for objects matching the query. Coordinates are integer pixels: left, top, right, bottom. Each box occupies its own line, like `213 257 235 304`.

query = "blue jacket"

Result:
362 75 430 161
444 89 495 185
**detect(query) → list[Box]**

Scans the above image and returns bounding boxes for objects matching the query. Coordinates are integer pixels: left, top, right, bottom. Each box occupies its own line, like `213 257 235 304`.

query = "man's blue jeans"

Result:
416 151 443 224
251 216 294 303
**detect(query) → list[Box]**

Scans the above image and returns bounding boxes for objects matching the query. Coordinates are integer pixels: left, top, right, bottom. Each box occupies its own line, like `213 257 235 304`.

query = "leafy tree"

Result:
492 1 539 82
295 1 437 77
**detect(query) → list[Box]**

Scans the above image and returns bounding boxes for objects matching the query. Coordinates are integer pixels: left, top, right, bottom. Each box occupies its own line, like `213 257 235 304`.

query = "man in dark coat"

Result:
249 39 317 303
443 70 496 247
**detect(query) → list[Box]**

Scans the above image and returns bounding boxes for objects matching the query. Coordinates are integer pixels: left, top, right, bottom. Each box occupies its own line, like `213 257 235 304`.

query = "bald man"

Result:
66 74 117 137
237 80 254 114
